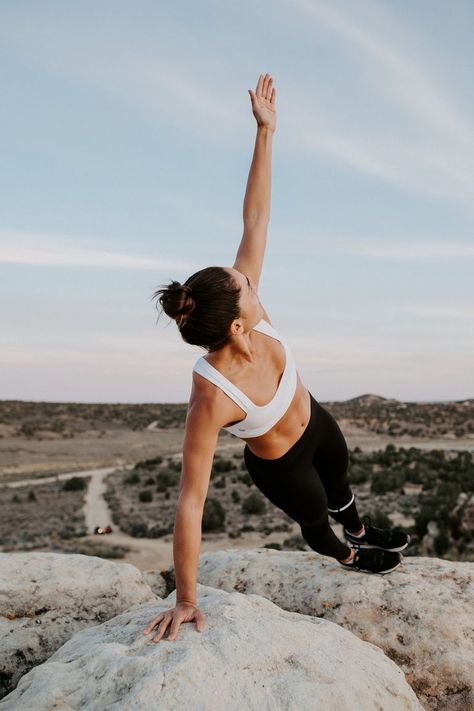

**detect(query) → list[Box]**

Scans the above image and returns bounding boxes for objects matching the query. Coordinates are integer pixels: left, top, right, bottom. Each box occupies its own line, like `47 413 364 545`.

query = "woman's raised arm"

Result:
233 73 276 289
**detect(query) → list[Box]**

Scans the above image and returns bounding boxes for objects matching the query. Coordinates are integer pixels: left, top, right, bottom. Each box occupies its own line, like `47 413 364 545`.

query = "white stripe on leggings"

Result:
327 493 354 513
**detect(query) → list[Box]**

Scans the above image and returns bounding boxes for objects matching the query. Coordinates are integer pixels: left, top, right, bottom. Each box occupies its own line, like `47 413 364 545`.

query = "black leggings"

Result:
243 392 363 560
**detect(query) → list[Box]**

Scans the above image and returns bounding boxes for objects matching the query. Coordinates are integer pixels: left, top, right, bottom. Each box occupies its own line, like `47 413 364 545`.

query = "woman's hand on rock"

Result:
142 602 206 642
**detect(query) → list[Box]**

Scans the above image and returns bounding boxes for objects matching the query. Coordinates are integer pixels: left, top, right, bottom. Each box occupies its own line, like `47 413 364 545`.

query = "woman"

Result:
143 73 410 644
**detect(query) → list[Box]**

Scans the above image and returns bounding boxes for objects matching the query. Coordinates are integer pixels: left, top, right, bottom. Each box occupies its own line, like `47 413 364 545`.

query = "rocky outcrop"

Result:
0 552 157 697
148 549 471 711
1 550 472 710
0 584 423 711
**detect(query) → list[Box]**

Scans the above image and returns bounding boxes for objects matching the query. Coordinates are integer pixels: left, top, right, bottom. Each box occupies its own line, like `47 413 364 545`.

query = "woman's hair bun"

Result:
159 280 196 327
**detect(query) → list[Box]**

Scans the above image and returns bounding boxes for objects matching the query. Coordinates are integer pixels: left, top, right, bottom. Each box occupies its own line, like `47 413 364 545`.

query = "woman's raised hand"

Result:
142 602 206 642
248 73 276 133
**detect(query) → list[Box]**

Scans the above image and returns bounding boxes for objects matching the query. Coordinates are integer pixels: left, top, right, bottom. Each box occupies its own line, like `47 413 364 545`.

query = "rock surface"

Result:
0 584 423 711
150 549 473 711
0 552 157 697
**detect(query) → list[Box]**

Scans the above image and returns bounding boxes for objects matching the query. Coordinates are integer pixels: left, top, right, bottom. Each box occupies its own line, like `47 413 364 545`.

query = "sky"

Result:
1 0 473 404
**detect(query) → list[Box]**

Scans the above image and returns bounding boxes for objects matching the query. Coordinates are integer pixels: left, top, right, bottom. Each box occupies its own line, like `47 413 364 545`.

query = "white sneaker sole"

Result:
345 533 411 553
340 558 402 574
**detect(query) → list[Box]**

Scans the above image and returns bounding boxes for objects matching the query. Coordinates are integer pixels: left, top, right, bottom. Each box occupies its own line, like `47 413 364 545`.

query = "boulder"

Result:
147 549 474 711
0 584 423 711
0 552 157 698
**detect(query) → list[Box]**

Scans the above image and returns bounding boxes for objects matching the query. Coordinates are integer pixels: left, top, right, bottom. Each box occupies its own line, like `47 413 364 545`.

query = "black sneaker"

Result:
344 515 411 553
339 547 402 575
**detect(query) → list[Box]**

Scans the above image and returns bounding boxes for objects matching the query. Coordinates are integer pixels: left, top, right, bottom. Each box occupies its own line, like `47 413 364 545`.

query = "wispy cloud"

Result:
272 231 474 259
2 3 473 204
403 304 474 319
0 229 193 270
0 11 243 147
283 0 474 203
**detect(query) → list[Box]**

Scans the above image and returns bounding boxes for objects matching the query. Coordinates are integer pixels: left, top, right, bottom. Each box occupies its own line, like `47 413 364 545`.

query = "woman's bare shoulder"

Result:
190 368 237 428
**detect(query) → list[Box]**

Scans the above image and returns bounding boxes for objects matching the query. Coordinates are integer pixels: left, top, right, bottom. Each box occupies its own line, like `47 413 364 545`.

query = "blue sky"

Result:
1 0 473 403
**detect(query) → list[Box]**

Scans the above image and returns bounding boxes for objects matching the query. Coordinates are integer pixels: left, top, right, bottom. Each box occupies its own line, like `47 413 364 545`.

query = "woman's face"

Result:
225 266 262 326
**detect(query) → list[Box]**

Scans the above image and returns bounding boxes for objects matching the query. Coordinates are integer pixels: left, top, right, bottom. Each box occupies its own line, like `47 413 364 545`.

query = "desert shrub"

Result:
148 523 174 538
371 470 405 494
202 498 226 532
134 455 163 470
156 470 180 491
242 492 265 515
144 476 155 486
264 542 282 550
361 510 392 529
28 490 36 501
129 521 148 537
11 494 21 503
213 459 236 473
19 422 37 437
214 477 226 489
124 472 140 485
239 472 253 487
282 535 307 551
348 464 369 484
231 490 241 503
63 477 87 491
139 490 153 503
434 529 450 556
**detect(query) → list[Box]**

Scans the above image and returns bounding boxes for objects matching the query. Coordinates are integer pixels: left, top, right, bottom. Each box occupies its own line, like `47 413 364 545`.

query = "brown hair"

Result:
151 266 242 352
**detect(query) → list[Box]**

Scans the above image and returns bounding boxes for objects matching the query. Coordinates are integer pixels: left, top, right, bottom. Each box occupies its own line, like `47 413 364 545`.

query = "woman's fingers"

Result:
152 613 173 642
194 608 206 632
142 613 164 635
255 73 274 102
264 75 272 100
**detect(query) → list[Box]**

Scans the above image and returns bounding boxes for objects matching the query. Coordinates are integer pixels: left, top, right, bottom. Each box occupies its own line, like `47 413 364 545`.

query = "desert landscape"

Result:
1 394 473 571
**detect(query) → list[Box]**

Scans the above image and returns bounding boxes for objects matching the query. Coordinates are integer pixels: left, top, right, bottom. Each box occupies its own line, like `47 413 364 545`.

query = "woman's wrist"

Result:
177 598 197 606
257 124 275 136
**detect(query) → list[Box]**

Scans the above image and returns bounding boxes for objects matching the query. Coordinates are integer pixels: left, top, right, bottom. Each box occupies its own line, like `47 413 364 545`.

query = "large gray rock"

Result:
152 549 472 711
0 552 157 697
0 584 423 711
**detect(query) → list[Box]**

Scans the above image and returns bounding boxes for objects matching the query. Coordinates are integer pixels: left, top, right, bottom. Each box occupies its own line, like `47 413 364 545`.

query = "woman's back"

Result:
192 314 312 459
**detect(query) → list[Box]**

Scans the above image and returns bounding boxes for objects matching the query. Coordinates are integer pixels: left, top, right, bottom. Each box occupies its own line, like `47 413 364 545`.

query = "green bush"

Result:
363 510 392 529
63 477 87 491
134 455 163 470
213 459 236 473
156 470 180 492
139 490 153 503
264 542 282 550
282 535 307 551
202 498 226 532
434 529 450 556
129 521 148 537
124 472 140 485
242 492 266 515
231 490 241 503
371 470 405 494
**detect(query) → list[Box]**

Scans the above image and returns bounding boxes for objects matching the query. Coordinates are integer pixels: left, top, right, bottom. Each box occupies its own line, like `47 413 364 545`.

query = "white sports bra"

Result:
192 318 298 438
